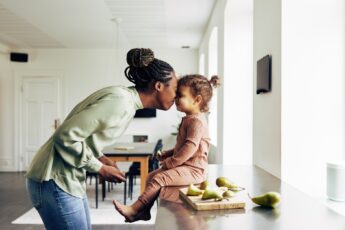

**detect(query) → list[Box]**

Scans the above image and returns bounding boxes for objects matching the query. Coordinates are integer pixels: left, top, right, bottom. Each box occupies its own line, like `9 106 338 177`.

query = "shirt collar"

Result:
128 86 144 110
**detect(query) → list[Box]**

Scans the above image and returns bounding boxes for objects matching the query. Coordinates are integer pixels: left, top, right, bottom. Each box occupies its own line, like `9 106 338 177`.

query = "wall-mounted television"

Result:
256 55 272 94
134 108 156 118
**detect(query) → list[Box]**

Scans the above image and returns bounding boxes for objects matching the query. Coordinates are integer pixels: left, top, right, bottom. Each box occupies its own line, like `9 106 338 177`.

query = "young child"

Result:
113 74 220 222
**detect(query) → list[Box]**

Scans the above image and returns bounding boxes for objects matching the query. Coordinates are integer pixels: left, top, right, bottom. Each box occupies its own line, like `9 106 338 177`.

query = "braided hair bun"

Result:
126 48 155 68
209 75 221 88
124 48 174 91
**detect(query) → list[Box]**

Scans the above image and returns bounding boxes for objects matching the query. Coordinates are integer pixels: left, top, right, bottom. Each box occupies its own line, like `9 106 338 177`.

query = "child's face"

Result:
175 85 200 114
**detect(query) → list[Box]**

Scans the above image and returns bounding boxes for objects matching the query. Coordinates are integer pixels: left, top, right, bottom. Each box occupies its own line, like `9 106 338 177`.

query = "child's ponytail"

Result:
209 75 221 88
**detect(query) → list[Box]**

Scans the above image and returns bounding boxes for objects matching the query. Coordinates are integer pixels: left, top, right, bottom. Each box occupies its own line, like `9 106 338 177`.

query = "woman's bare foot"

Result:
113 200 137 222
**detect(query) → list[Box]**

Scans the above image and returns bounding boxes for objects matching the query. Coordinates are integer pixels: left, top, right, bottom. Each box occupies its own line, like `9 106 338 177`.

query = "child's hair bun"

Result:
126 48 155 68
209 75 220 88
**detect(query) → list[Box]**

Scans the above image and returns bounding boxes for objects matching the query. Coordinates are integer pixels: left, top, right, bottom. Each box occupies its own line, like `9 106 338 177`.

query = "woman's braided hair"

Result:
124 48 174 91
178 74 220 112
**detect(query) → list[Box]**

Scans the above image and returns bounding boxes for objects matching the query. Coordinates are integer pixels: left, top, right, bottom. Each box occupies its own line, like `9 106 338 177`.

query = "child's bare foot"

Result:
112 200 137 222
125 210 151 223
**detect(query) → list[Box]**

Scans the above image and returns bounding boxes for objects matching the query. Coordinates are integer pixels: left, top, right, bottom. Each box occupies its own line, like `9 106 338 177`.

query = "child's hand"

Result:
160 160 167 170
156 150 163 161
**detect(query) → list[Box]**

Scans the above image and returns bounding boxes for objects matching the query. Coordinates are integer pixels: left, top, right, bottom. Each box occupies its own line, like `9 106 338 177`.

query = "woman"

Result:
26 48 177 230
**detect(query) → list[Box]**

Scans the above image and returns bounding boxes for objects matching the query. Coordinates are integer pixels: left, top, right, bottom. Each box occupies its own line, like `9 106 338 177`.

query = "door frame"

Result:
14 70 64 171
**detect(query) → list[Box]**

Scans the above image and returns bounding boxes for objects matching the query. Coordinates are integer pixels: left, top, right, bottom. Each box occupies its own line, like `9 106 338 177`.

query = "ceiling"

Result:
0 0 216 50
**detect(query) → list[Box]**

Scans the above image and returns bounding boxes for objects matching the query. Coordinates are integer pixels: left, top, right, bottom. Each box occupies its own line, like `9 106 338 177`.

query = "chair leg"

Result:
124 179 127 205
130 175 133 200
102 179 106 201
128 175 132 198
95 176 98 209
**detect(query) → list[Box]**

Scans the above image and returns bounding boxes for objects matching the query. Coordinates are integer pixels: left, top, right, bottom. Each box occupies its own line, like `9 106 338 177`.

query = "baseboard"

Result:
0 157 17 171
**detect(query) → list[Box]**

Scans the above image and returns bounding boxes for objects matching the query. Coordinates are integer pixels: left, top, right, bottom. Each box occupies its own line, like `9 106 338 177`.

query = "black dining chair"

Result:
86 171 101 208
86 171 127 207
124 139 163 203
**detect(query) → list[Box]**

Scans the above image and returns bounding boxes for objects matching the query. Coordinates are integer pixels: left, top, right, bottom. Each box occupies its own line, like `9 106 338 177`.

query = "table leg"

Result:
140 156 149 194
106 155 151 194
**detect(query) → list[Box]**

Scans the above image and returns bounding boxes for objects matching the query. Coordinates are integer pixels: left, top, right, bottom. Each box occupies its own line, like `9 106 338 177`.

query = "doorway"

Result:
16 75 61 171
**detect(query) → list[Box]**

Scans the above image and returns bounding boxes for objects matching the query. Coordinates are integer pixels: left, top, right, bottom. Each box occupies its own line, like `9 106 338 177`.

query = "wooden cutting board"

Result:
179 188 246 211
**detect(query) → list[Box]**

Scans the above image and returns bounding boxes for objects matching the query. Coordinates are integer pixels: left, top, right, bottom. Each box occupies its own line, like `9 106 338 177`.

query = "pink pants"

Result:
137 166 206 208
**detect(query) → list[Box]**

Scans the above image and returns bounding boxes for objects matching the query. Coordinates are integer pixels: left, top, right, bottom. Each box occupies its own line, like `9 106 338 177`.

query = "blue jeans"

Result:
26 179 91 230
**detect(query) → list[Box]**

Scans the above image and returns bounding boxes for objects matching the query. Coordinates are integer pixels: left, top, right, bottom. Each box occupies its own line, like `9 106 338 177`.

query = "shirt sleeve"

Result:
162 141 197 169
160 148 174 160
162 118 204 169
53 98 129 173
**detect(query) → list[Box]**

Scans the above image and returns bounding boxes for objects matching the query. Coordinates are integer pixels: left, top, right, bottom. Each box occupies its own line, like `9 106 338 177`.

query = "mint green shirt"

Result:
25 86 143 198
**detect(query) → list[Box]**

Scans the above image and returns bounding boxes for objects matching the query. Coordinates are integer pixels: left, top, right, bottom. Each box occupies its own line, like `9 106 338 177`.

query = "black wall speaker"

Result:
10 52 28 62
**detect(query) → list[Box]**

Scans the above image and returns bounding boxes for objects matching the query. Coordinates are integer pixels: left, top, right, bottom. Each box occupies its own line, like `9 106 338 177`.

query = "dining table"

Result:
102 142 156 194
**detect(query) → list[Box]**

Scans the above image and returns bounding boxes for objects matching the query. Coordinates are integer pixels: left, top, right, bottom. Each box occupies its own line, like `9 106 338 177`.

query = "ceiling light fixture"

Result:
181 45 190 49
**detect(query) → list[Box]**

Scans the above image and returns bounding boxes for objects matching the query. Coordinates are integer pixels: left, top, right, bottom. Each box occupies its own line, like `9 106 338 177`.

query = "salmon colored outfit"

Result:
137 113 210 209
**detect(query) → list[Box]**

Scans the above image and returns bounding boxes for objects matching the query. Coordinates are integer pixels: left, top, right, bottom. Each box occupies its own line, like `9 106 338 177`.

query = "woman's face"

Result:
156 72 178 110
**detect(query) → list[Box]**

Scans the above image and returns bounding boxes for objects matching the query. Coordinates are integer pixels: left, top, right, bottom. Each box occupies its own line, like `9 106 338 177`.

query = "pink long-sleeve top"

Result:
162 113 210 170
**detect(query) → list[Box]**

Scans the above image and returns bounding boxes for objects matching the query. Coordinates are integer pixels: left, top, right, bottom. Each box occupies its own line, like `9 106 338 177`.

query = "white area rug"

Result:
12 163 156 226
12 207 157 225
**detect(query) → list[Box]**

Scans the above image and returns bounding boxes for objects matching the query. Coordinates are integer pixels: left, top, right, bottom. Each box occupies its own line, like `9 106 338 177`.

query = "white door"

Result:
21 77 60 170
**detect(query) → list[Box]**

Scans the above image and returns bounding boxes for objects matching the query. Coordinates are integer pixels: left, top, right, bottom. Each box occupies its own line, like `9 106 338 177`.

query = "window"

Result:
208 27 218 146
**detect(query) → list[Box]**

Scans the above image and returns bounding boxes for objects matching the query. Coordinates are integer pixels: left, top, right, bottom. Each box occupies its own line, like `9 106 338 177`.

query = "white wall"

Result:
254 0 345 198
0 48 15 171
253 0 281 177
253 0 282 178
223 0 253 165
0 47 197 171
281 0 345 198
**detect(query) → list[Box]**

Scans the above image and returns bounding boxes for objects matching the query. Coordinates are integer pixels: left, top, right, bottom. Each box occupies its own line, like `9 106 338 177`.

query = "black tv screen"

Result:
134 108 156 118
256 55 271 94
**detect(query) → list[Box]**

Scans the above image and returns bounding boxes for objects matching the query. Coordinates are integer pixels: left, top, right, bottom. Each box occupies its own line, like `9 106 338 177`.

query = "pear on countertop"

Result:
249 192 281 208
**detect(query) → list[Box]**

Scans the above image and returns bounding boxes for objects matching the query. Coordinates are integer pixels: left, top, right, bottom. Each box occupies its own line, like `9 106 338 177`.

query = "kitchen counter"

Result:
154 164 345 230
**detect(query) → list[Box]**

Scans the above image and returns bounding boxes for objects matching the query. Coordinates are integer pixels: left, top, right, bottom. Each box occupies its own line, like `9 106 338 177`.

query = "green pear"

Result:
250 192 281 208
199 181 209 190
201 189 223 201
186 184 203 196
222 190 235 199
216 177 238 189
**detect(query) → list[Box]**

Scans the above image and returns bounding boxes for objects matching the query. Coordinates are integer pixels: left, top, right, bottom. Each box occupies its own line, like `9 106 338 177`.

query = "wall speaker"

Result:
10 52 28 62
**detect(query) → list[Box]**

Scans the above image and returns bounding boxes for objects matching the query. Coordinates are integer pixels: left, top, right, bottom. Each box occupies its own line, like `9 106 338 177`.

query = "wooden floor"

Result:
0 172 152 230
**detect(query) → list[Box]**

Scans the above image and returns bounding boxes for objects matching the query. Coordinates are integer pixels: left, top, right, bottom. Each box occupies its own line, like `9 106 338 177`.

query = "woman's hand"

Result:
98 155 120 171
98 165 126 183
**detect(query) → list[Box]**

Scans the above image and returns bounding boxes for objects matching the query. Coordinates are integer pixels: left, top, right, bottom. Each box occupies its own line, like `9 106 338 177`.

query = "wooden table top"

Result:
102 142 156 156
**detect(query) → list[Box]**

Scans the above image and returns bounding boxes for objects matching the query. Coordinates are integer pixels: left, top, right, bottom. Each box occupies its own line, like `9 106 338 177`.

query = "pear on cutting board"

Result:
201 189 223 201
186 184 203 196
199 180 209 190
222 190 236 199
249 192 281 208
216 176 244 190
